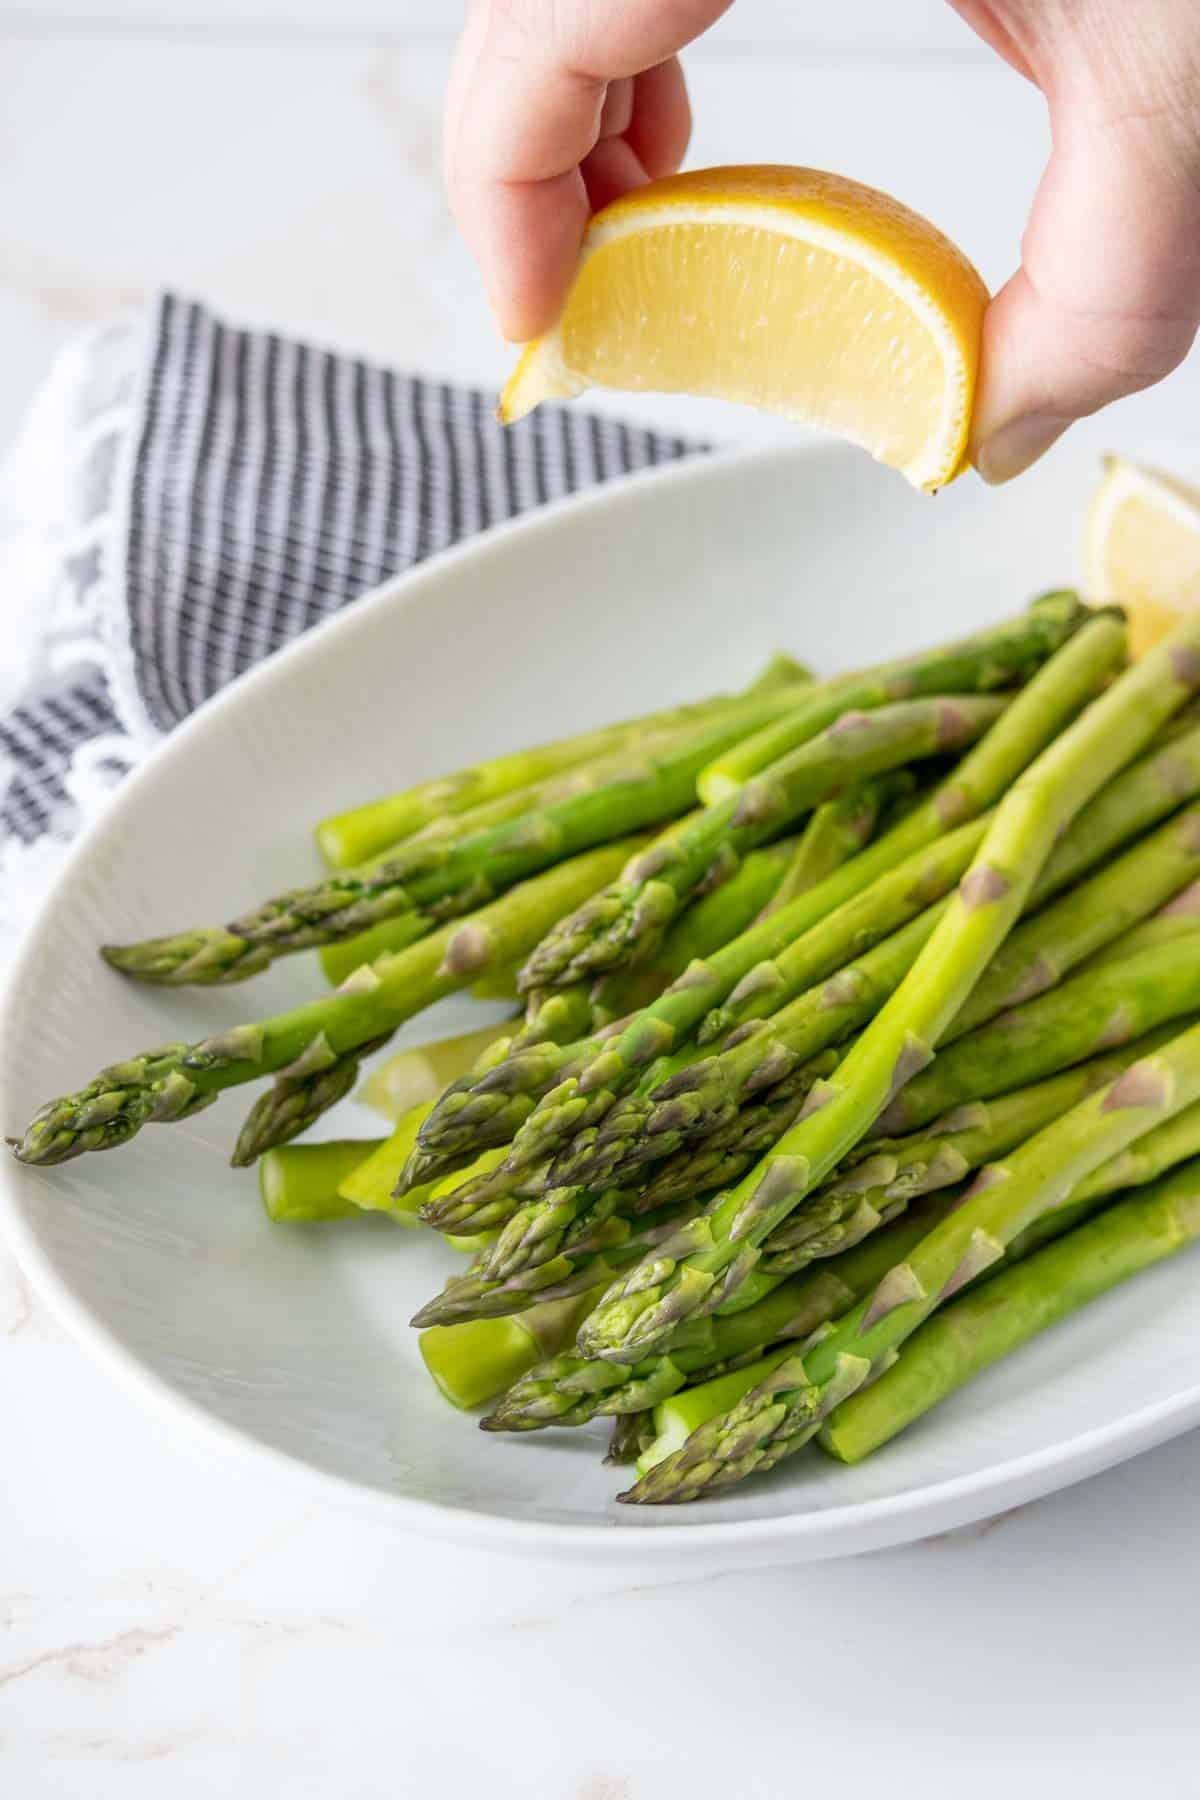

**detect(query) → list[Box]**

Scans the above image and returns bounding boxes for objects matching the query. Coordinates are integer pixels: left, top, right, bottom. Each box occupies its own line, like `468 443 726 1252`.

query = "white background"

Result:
2 2 1200 1794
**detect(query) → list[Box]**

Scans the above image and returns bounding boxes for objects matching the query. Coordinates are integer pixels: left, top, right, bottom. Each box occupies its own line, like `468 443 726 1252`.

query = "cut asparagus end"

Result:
636 1359 774 1477
420 1316 540 1410
337 1106 431 1222
357 1020 515 1121
258 1140 378 1223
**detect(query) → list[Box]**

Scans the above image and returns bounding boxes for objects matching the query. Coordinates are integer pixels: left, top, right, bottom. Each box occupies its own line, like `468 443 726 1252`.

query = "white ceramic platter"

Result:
4 438 1200 1566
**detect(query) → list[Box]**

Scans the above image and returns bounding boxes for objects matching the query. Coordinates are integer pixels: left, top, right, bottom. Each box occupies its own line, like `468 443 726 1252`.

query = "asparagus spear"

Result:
578 618 1200 1366
419 1287 603 1410
698 819 994 1044
546 908 947 1196
703 724 1200 1042
634 1060 845 1212
413 1056 843 1328
510 1044 1200 1447
761 1027 1182 1263
483 1265 873 1429
613 896 1200 1219
469 960 524 1002
584 839 798 1027
744 652 817 692
1080 877 1200 971
314 681 792 870
425 1029 1196 1348
258 1139 377 1222
696 592 1089 805
492 619 1127 1143
232 1032 394 1165
1065 1095 1200 1205
445 816 992 1216
421 686 1200 1274
605 1411 658 1465
241 969 591 1168
579 797 1200 1196
400 846 799 1187
484 1193 957 1432
346 807 705 1014
104 696 808 989
1079 905 1200 974
410 1197 705 1327
819 1158 1200 1464
254 1086 512 1226
621 1018 1200 1501
165 777 598 992
945 801 1200 1039
318 774 685 987
9 841 638 1167
756 775 913 920
318 916 431 987
876 934 1200 1138
516 694 1008 993
431 821 1003 1228
357 1020 517 1122
422 1055 853 1290
334 1103 514 1225
407 617 1126 1182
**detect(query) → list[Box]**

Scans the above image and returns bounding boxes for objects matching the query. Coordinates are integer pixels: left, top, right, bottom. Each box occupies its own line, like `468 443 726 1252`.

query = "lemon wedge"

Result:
499 165 989 493
1086 454 1200 658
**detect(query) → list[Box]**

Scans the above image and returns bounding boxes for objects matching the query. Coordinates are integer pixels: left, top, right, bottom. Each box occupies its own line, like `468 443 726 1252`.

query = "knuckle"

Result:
1077 310 1198 391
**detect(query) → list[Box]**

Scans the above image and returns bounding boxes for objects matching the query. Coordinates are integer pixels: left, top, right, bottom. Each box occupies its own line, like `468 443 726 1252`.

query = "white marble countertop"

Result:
3 11 1200 1794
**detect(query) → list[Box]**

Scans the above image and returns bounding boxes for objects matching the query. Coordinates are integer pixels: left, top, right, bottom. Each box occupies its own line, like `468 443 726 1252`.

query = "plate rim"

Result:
5 436 1200 1560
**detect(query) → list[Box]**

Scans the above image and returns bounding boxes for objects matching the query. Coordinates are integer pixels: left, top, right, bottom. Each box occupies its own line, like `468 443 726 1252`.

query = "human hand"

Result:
953 1 1200 480
445 1 1200 484
444 2 730 340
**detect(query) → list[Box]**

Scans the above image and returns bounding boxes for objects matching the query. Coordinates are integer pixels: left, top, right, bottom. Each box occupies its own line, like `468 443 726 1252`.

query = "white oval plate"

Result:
4 438 1200 1566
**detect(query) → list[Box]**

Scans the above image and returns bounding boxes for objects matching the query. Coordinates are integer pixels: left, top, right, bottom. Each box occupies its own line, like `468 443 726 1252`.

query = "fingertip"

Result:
626 57 693 177
969 123 1200 480
968 272 1071 482
973 415 1072 485
474 172 591 343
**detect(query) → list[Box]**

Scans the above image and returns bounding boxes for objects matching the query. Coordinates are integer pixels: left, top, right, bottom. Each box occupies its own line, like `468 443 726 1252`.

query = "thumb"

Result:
972 101 1200 483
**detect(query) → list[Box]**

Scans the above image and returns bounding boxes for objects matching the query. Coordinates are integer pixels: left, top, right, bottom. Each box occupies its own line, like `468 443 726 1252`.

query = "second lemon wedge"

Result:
1086 454 1200 658
500 165 989 493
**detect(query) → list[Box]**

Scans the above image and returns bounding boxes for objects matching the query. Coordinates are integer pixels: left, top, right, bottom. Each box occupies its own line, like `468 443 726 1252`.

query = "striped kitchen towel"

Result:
0 294 699 942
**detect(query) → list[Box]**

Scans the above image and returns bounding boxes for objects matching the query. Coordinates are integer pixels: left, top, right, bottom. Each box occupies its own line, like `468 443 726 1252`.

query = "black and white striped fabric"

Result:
0 293 700 855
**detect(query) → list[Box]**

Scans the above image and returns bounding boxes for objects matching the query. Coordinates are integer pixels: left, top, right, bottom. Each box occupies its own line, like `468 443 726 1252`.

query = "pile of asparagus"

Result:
14 591 1200 1506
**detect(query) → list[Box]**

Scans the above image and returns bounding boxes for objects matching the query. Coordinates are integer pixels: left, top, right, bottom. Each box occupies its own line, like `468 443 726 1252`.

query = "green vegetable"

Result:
419 1288 603 1410
876 935 1200 1137
517 694 1008 992
756 777 911 920
409 1196 703 1329
315 683 786 870
258 1140 377 1223
406 616 1124 1188
483 1193 953 1433
578 617 1199 1366
12 841 639 1167
357 1020 517 1122
587 839 797 1024
819 1158 1200 1463
696 592 1090 802
620 1017 1200 1502
103 697 805 987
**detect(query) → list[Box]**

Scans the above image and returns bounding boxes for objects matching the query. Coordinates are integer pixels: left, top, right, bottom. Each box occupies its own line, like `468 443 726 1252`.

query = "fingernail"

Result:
975 414 1071 485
